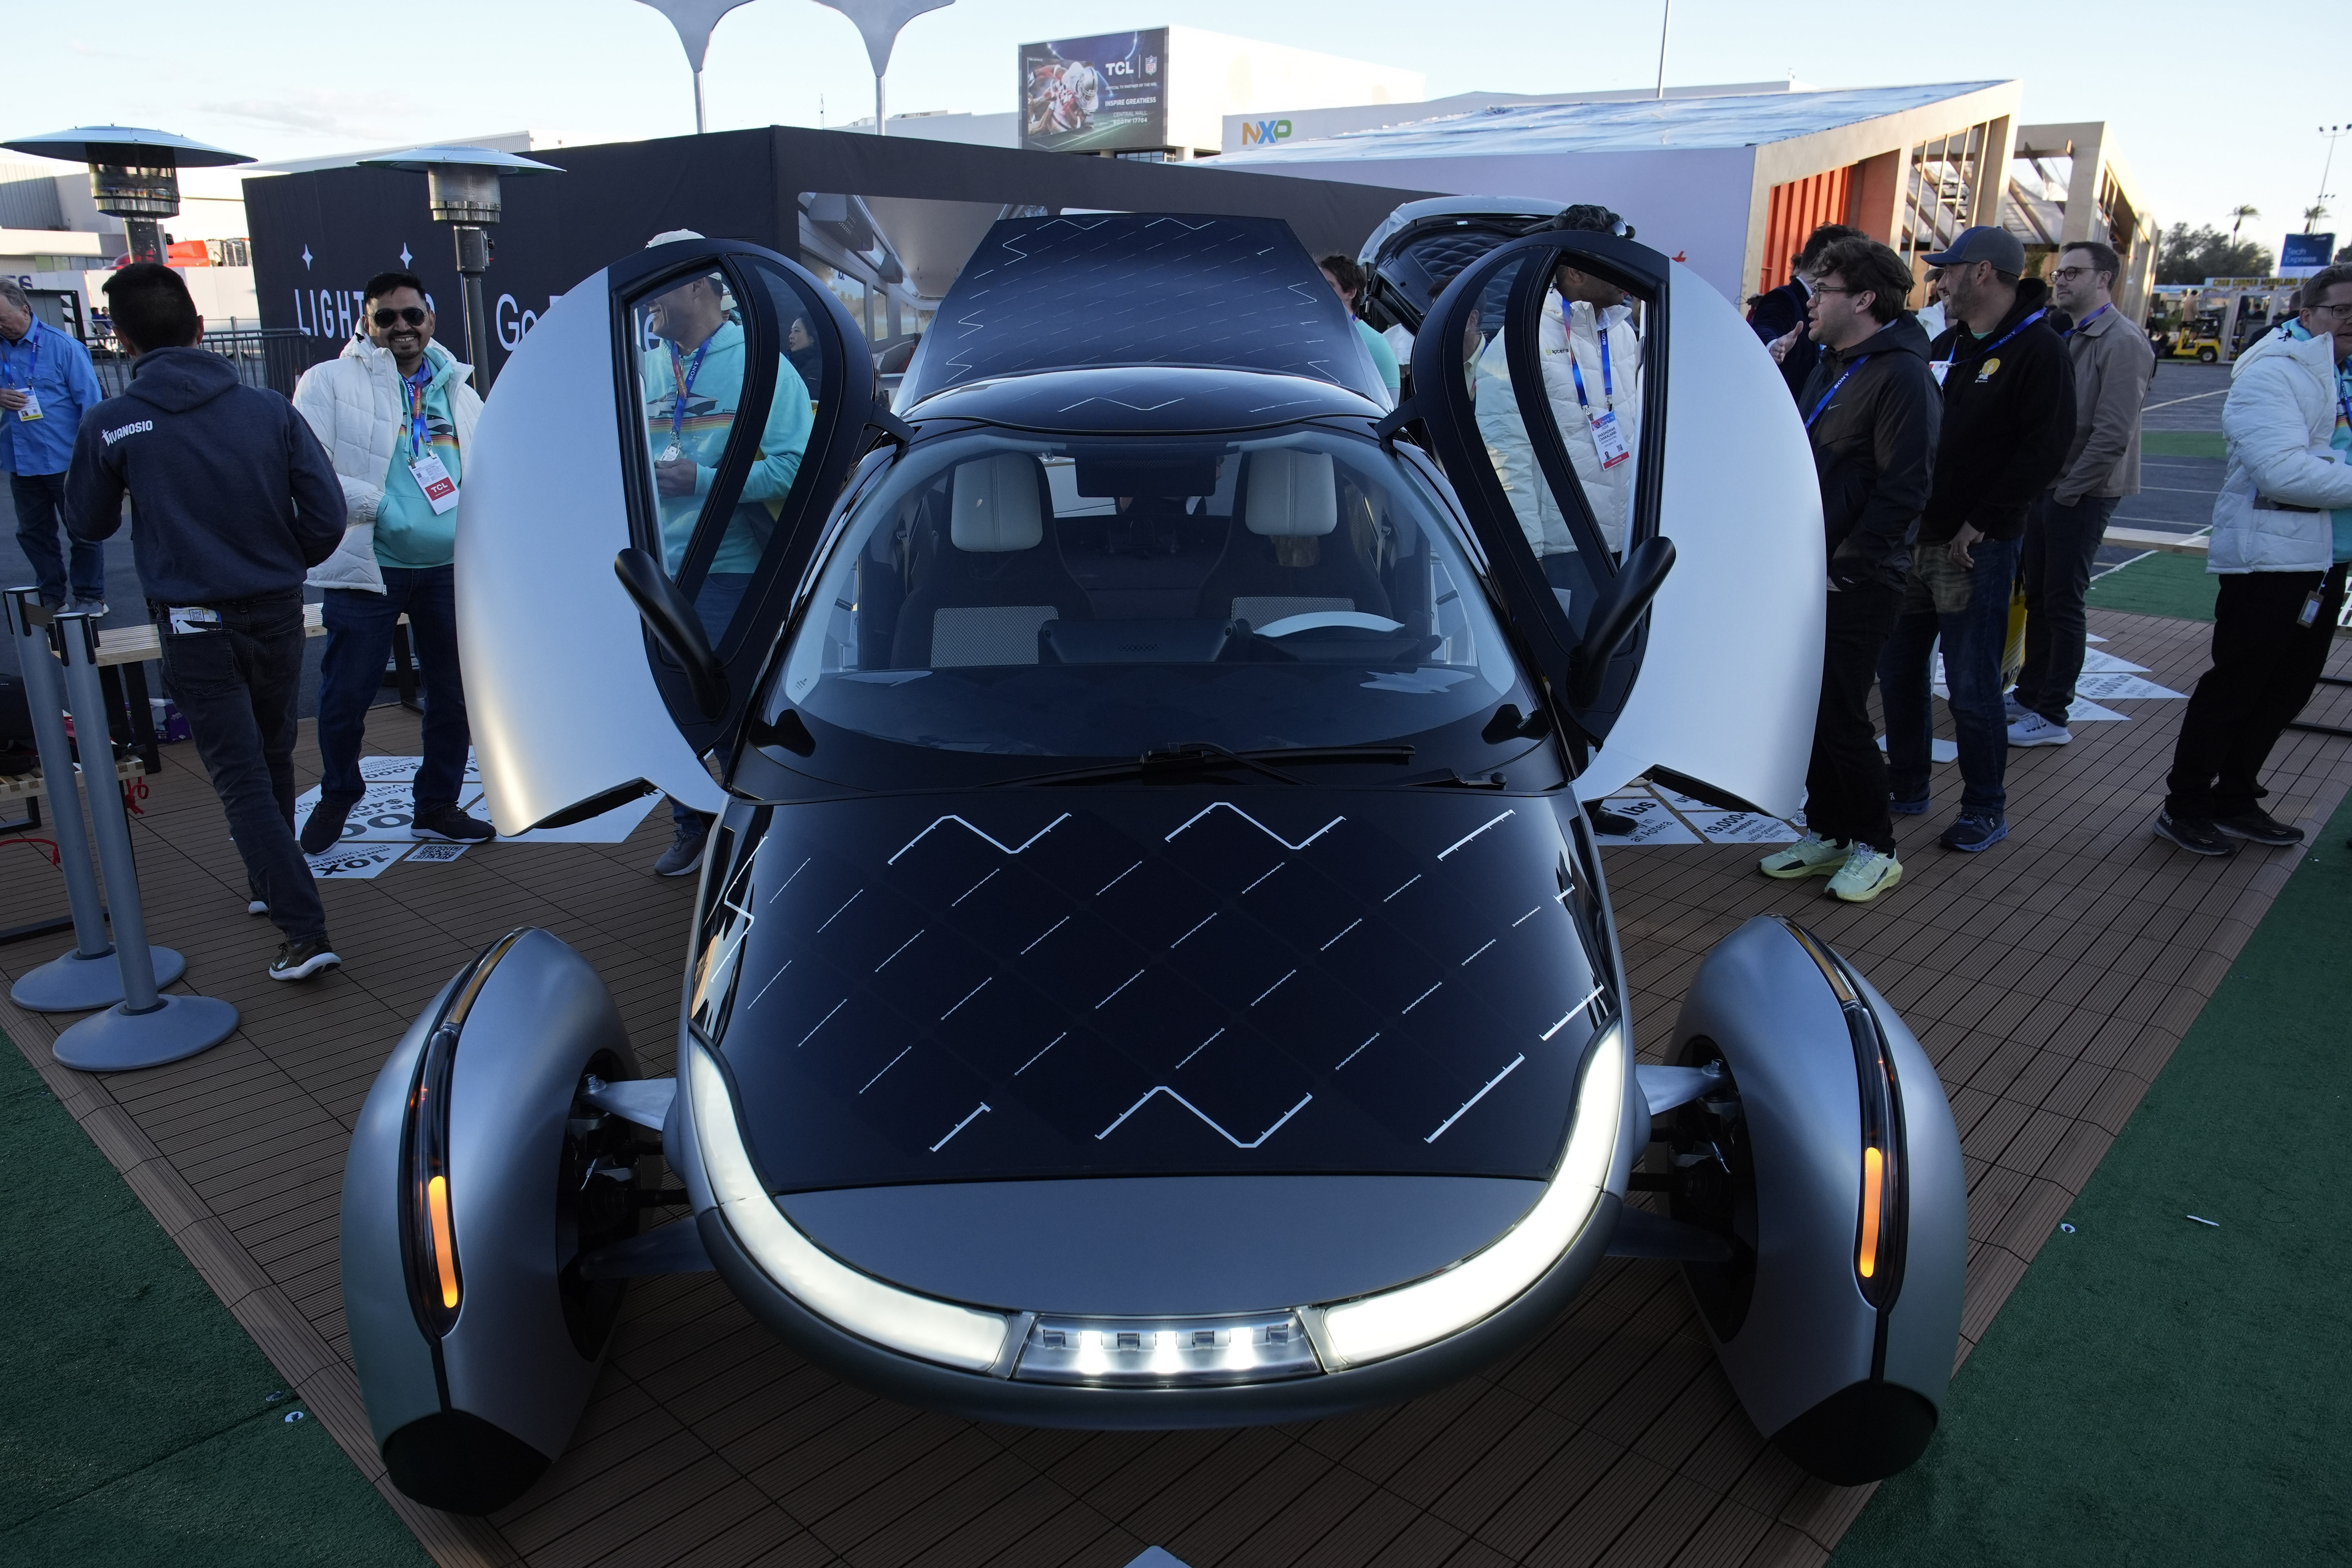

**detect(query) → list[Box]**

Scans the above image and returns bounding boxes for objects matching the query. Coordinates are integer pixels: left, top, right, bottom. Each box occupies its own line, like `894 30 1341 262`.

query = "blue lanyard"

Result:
1564 308 1616 413
1951 307 2047 366
668 337 713 445
403 365 432 460
1805 355 1869 430
0 324 35 389
2063 303 2109 338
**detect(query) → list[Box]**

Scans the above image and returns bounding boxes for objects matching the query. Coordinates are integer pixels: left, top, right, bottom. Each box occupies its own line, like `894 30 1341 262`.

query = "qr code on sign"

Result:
406 842 470 864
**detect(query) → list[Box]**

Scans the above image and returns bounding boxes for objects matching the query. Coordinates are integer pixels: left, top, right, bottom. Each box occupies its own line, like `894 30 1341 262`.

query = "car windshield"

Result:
763 428 1530 768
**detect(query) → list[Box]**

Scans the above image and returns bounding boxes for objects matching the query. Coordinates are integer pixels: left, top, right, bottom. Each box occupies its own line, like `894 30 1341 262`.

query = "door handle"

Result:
614 548 729 720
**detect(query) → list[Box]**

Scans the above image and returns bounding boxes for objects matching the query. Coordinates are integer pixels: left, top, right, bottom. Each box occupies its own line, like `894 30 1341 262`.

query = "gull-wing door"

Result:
1405 232 1823 816
457 237 878 832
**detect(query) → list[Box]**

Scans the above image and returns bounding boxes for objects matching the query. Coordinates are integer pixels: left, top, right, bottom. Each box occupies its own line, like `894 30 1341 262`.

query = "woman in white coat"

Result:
2157 263 2352 855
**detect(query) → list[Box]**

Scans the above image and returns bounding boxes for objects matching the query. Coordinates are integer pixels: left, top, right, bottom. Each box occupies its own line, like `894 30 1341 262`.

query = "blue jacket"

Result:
65 348 346 604
0 317 107 477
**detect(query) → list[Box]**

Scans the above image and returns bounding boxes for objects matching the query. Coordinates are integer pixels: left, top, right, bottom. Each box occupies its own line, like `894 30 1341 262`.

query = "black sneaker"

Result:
2154 810 2236 857
299 794 360 855
269 937 341 982
412 803 495 842
655 815 710 877
2211 809 2303 847
1938 811 2008 853
1585 804 1641 837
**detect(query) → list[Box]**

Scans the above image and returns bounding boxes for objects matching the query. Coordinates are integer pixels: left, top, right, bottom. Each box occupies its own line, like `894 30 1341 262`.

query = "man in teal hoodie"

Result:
637 264 813 875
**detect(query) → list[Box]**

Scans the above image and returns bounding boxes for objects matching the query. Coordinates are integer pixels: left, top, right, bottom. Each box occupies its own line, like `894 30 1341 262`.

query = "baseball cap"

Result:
1923 225 2025 274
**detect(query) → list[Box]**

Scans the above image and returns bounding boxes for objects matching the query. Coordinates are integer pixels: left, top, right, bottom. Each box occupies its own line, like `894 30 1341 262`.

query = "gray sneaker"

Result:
655 816 710 878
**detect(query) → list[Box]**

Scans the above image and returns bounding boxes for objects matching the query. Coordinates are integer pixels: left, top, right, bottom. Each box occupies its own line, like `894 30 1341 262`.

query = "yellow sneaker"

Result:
1827 846 1902 902
1759 833 1850 879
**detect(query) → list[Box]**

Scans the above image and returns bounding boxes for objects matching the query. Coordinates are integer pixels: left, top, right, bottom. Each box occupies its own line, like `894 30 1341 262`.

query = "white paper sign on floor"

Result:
2080 649 2149 674
1592 795 1702 846
1876 736 1962 762
1683 809 1802 846
2067 697 2131 723
2075 672 2185 701
304 842 405 880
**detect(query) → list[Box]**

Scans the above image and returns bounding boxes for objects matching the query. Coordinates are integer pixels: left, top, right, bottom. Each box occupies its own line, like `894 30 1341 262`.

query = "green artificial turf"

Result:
2139 430 2226 459
0 1040 427 1568
1833 787 2352 1567
2086 549 2218 623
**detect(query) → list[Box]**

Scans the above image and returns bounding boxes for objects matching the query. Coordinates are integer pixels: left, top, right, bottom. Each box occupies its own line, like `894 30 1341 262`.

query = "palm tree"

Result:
2307 203 2332 233
2228 203 2260 238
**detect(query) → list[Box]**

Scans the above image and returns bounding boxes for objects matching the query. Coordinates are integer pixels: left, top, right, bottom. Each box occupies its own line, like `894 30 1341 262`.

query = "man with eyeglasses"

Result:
1748 222 1864 402
2008 240 2156 749
2156 263 2352 856
292 269 494 855
1878 225 2075 854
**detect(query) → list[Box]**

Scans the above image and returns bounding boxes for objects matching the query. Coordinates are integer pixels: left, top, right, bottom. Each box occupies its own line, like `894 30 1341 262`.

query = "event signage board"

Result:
2279 231 2337 279
1020 30 1169 155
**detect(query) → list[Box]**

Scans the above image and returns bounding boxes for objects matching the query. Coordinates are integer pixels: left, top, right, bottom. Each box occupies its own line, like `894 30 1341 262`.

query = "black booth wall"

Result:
245 126 1434 386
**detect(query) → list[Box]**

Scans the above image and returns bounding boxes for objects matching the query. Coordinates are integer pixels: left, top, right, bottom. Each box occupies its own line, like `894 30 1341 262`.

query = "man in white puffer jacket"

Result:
291 270 492 853
2157 263 2352 856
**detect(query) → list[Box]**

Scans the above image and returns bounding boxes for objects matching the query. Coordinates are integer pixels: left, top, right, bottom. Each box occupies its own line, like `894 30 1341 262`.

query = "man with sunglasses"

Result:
2007 240 2155 749
292 270 492 853
2157 263 2352 855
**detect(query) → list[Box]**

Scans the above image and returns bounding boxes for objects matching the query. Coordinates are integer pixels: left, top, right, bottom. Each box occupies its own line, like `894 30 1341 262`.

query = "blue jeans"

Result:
317 566 470 809
11 470 106 604
154 587 327 942
1878 535 2022 819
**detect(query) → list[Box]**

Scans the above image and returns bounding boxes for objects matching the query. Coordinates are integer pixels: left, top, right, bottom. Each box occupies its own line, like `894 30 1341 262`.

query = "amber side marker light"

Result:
1858 1147 1885 1280
426 1175 460 1309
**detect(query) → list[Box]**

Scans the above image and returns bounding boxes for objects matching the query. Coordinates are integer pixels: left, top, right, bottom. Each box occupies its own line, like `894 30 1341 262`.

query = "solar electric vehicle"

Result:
341 217 1966 1514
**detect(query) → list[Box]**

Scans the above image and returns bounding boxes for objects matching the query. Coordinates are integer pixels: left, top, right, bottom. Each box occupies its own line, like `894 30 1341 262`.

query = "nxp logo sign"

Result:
1239 119 1294 147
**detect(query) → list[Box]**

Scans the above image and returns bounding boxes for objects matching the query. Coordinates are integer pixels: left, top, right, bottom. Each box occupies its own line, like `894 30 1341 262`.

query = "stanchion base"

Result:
9 946 187 1013
53 993 240 1071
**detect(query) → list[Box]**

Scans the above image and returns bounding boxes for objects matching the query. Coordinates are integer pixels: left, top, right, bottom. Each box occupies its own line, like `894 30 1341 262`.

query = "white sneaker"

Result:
2002 690 2029 722
1759 832 1850 879
2007 712 2072 748
1828 847 1902 903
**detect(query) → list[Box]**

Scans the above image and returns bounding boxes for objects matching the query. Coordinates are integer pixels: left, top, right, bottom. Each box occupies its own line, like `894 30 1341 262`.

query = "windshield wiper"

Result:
986 741 1415 788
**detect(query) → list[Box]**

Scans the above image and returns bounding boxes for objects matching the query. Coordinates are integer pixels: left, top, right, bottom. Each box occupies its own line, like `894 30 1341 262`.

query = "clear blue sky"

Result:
7 0 2339 261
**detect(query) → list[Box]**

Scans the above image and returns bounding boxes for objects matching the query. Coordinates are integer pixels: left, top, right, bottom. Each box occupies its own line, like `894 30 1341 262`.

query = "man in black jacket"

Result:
65 264 349 982
1747 223 1863 402
1759 237 1938 903
1877 227 2076 854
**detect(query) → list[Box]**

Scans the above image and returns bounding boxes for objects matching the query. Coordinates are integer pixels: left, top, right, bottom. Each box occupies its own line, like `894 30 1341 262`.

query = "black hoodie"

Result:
1920 277 2076 544
1798 312 1939 591
65 347 345 605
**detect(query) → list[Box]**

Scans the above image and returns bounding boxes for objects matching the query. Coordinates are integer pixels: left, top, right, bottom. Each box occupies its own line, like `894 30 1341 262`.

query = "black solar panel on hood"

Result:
898 212 1386 408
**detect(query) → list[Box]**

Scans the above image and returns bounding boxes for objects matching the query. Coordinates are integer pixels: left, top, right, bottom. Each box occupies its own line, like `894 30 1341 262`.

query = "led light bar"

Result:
687 1043 1013 1373
1013 1312 1321 1386
1312 1020 1626 1368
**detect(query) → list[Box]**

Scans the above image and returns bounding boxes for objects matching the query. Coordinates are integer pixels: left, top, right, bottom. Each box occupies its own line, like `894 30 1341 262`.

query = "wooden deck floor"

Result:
6 605 2348 1568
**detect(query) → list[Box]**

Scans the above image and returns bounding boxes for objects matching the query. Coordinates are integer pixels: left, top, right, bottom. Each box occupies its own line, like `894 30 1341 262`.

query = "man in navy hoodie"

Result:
65 264 349 982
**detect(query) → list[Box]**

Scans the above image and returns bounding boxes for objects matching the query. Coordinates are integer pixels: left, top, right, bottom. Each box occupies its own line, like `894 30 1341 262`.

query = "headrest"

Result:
951 454 1045 552
1244 449 1338 537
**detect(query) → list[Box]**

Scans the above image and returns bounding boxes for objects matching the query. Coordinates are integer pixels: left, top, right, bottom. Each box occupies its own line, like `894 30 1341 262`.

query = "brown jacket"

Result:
2053 303 2156 503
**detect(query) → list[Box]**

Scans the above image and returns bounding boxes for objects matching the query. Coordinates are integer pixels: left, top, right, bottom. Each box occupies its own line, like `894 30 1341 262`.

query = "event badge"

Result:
12 390 40 421
1929 360 1951 387
1587 408 1630 470
658 442 682 463
168 606 222 635
409 452 459 515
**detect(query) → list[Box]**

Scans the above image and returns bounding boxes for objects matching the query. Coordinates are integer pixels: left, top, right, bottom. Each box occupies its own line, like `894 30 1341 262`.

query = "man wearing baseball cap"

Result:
1877 225 2076 853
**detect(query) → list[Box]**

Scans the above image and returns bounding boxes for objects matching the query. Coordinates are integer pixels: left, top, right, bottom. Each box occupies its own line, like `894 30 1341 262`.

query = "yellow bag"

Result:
2000 582 2027 689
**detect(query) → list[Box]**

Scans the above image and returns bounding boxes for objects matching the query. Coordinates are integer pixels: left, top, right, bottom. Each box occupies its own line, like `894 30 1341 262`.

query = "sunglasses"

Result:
371 306 427 328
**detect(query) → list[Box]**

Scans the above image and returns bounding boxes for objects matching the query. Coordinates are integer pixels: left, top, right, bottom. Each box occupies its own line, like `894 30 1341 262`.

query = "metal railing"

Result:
89 327 343 400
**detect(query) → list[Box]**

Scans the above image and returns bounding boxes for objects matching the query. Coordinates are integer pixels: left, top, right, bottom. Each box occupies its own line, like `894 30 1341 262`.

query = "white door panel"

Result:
1583 263 1822 818
456 269 724 834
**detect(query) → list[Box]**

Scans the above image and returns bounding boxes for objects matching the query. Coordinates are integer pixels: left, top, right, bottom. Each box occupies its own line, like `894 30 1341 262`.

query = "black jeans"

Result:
1808 581 1904 853
2015 491 2118 725
317 567 468 808
154 587 328 942
2164 563 2350 821
11 470 107 605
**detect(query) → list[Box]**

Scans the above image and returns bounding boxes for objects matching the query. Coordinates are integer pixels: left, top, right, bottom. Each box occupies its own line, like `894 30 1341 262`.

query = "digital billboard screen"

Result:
1020 29 1168 154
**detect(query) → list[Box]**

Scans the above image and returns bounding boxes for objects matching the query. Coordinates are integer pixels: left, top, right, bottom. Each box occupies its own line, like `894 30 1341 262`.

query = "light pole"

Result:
1654 0 1672 98
0 125 251 267
2315 126 2347 232
358 146 561 392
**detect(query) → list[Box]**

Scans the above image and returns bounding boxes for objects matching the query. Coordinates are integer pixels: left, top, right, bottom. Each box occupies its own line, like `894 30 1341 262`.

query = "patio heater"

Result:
0 125 252 267
358 146 561 392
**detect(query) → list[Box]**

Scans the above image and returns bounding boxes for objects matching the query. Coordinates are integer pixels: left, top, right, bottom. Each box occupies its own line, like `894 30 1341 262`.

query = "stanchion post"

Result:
48 610 238 1071
4 588 186 1011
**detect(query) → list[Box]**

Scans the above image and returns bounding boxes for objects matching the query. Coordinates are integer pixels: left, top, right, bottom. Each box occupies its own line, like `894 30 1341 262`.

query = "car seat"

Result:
1195 448 1390 627
890 453 1092 667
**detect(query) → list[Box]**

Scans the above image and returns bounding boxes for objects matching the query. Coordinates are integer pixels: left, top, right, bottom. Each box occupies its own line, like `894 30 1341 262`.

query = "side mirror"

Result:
614 548 728 720
1567 536 1675 710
